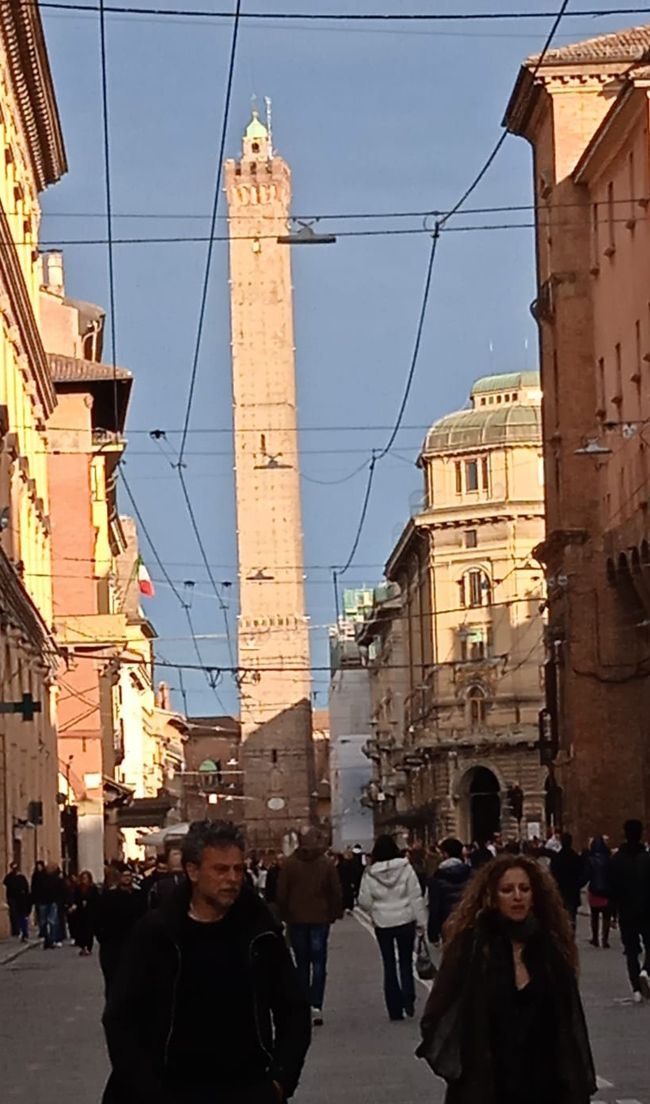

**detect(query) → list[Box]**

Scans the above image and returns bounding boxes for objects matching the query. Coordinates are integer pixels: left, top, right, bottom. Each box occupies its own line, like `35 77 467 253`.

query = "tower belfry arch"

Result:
225 107 315 848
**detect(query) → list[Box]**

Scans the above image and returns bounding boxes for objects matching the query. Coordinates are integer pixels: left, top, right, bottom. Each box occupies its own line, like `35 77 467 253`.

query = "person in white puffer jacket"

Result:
358 835 427 1021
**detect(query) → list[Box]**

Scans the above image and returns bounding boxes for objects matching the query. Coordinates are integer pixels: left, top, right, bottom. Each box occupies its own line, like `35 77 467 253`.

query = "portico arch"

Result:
457 765 501 844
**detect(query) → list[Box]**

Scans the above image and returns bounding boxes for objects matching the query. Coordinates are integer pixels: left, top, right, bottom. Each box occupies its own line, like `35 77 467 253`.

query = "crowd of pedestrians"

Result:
3 815 650 1104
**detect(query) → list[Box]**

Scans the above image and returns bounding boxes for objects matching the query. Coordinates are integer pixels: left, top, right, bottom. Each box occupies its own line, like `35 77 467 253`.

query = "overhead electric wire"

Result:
177 0 242 466
97 0 227 711
439 0 572 227
333 0 571 594
35 2 650 24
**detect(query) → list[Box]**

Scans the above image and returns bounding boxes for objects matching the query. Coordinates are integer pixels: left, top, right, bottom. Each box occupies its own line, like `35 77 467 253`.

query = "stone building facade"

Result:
225 110 315 849
505 25 650 841
0 0 66 931
361 374 548 844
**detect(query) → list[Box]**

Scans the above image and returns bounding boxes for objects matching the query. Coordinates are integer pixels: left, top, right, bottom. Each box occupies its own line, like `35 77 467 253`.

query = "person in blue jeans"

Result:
277 828 343 1027
358 835 427 1021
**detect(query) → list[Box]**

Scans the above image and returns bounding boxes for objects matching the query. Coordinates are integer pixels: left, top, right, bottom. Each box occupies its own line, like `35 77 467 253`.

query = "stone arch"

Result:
456 764 502 844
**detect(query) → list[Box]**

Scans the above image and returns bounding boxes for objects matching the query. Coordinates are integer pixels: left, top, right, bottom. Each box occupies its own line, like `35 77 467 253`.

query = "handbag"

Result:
415 933 437 981
416 994 463 1082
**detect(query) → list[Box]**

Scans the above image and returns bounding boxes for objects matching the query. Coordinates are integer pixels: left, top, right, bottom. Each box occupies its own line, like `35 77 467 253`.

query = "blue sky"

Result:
39 2 635 715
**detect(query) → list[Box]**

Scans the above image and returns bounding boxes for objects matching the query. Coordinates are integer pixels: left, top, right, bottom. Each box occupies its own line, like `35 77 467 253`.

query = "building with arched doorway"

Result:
361 373 550 844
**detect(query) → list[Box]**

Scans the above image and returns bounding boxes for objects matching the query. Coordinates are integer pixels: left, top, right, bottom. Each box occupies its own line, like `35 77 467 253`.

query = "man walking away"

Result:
31 860 47 936
427 838 471 944
3 863 30 941
277 828 343 1027
96 869 146 996
610 819 650 1002
39 863 65 949
549 832 586 928
102 820 310 1104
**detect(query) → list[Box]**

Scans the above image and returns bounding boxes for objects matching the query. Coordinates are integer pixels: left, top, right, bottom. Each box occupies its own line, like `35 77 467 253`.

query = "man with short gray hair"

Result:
102 820 311 1104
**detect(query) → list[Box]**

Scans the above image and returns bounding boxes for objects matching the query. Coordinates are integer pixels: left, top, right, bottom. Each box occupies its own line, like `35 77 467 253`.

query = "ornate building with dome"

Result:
360 372 550 844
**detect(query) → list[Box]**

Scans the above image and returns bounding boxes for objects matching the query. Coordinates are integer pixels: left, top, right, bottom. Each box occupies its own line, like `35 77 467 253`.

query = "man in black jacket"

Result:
550 833 586 928
3 862 30 940
102 821 311 1104
96 869 146 997
610 819 650 1002
427 838 471 943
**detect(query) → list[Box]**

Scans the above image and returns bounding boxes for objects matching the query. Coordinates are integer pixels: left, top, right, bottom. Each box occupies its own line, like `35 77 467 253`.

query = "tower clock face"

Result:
267 797 286 811
233 183 278 206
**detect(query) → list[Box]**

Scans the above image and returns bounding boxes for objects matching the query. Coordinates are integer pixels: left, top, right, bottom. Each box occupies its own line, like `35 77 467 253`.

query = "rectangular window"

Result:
465 529 478 549
614 342 623 407
481 456 490 493
597 357 606 418
469 570 483 608
591 202 599 271
455 461 462 495
465 459 479 492
629 150 636 222
606 181 615 253
635 320 642 412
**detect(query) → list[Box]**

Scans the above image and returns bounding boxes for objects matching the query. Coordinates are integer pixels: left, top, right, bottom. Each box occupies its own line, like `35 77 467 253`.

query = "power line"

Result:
39 196 650 223
439 0 572 228
332 0 569 593
97 0 229 714
35 3 650 24
172 0 241 675
177 0 241 466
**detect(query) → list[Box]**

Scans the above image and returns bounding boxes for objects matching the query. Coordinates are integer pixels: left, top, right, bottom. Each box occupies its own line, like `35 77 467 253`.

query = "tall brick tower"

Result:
225 109 315 850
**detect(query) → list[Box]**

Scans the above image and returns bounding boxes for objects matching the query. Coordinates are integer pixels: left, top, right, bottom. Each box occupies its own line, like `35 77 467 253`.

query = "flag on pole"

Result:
138 558 155 598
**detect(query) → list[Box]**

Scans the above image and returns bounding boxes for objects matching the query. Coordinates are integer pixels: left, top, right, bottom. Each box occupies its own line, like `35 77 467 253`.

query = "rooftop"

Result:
48 353 132 383
471 371 540 396
423 371 541 455
526 24 650 67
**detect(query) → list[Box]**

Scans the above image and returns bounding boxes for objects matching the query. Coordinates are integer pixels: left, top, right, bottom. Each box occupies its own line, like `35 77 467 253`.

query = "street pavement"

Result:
0 913 648 1104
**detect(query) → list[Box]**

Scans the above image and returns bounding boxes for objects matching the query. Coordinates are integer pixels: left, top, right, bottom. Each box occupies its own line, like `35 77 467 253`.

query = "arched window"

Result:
458 569 492 609
467 686 487 728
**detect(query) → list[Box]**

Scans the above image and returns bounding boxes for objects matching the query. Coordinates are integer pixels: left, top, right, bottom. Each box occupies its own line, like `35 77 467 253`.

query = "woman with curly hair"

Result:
417 855 596 1104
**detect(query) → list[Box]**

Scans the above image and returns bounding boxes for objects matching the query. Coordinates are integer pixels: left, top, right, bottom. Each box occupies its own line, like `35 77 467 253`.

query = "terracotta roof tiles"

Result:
527 24 650 67
48 353 132 383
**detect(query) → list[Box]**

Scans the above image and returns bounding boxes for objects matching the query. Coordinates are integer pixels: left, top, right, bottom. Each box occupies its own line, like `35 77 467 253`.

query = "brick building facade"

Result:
505 25 650 842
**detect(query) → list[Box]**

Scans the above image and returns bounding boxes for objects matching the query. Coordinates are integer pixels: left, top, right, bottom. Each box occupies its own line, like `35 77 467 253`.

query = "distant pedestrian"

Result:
469 840 493 872
336 848 358 913
427 838 471 944
277 827 343 1027
101 820 311 1104
585 836 612 949
351 844 365 896
3 862 30 941
148 847 186 908
263 852 284 923
70 870 99 955
358 834 426 1022
38 862 65 949
417 855 596 1104
30 860 47 936
609 819 650 1002
96 869 146 996
549 833 585 928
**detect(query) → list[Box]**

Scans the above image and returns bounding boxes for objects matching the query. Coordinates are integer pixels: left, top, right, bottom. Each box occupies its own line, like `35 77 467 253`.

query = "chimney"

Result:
157 681 171 711
42 251 65 297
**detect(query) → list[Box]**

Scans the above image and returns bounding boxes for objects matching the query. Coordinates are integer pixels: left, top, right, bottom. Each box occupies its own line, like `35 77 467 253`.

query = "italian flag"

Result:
138 558 155 598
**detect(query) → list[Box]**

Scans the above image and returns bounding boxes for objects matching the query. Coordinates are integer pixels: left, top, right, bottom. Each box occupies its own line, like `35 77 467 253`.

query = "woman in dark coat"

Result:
69 870 99 956
417 855 596 1104
586 836 612 948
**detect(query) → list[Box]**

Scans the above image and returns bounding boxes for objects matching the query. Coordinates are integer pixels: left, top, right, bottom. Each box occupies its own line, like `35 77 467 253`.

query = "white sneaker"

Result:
53 942 63 949
311 1007 324 1026
632 990 643 1004
639 970 650 999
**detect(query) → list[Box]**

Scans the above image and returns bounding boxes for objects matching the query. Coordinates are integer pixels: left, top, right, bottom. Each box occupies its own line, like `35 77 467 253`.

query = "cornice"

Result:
0 542 57 662
0 199 55 416
0 0 67 190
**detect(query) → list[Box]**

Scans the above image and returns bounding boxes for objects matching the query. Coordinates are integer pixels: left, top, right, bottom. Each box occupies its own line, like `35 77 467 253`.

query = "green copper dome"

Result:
423 371 542 455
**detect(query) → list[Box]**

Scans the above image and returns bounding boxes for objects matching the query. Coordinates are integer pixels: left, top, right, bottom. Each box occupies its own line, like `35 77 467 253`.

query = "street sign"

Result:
0 693 42 721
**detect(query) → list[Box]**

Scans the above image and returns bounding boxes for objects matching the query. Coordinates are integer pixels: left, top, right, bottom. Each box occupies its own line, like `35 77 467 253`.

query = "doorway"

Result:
460 766 501 842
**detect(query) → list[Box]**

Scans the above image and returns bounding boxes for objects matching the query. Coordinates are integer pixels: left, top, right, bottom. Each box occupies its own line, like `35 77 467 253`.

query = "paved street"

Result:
0 914 648 1104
